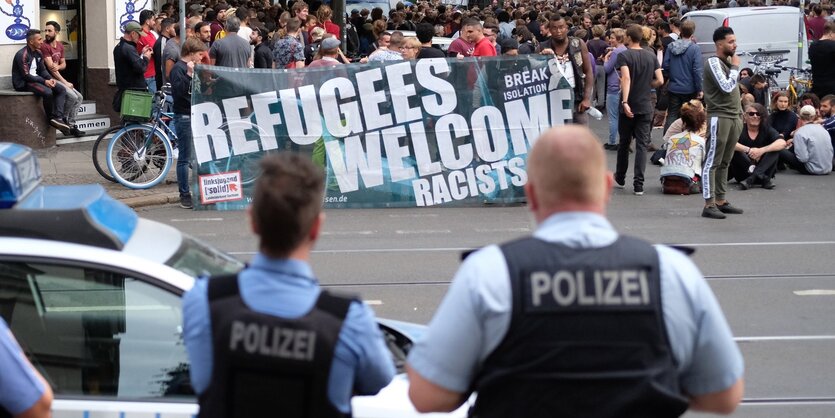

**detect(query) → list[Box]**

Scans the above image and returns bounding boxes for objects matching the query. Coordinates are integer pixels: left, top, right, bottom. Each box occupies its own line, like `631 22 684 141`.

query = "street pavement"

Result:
41 114 835 416
36 140 180 208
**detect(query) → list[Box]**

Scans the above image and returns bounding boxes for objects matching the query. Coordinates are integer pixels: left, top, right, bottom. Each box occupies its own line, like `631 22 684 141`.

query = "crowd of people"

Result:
109 0 835 209
13 2 835 417
651 20 835 219
13 0 835 209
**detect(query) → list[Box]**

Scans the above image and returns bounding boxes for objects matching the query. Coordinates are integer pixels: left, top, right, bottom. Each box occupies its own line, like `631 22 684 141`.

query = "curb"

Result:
120 192 181 209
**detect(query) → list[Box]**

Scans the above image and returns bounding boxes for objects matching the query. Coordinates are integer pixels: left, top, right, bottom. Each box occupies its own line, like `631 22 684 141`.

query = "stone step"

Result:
56 114 112 144
77 100 97 117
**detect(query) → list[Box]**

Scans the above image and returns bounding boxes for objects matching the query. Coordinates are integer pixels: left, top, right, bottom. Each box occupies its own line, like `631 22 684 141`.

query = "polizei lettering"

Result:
527 269 651 311
229 321 317 361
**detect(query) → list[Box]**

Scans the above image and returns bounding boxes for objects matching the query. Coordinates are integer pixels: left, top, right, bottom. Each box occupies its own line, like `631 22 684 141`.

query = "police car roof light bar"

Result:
0 143 139 250
0 143 42 209
1 184 139 251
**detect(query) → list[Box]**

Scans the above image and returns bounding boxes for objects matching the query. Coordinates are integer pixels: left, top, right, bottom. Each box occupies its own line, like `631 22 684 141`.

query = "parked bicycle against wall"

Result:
93 85 272 189
92 87 178 184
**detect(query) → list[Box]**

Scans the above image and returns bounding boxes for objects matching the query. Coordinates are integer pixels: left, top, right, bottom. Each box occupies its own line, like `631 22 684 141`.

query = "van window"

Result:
688 15 720 45
732 13 800 46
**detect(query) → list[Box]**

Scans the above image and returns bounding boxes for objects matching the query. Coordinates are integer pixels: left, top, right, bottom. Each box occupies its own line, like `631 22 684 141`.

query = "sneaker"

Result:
179 195 194 209
717 202 744 214
49 118 72 134
70 125 86 137
634 185 644 196
702 205 727 219
614 177 626 189
762 178 775 189
604 143 618 151
49 118 70 130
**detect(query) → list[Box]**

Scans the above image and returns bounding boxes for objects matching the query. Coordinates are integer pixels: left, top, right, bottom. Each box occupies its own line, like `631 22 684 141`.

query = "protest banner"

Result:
190 55 574 209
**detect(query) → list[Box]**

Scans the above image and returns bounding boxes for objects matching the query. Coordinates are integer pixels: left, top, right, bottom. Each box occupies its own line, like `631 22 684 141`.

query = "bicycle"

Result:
105 87 178 189
97 98 274 190
92 87 178 184
781 66 813 108
92 125 126 183
741 50 787 110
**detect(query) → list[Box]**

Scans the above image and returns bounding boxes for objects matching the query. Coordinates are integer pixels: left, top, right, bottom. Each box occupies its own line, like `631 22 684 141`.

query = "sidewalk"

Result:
36 141 181 208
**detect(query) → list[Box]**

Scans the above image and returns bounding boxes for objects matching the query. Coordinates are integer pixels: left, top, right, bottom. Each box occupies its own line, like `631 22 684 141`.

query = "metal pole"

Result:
333 0 345 51
798 0 805 69
180 0 187 40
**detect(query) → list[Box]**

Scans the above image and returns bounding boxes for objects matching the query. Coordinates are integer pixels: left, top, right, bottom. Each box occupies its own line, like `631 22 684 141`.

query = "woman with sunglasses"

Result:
730 103 788 189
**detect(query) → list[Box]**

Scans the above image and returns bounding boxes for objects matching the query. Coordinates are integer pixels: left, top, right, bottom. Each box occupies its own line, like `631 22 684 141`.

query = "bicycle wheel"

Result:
91 125 125 183
106 124 173 189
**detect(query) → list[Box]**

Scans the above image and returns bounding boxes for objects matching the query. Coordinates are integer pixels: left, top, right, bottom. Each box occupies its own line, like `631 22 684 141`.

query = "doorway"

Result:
40 0 85 93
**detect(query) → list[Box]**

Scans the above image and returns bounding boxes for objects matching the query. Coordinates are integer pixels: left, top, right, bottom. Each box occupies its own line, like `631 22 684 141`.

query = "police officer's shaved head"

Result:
525 125 610 220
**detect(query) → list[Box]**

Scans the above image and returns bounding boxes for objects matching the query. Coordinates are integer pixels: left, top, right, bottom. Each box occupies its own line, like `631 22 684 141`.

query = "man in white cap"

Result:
779 105 834 175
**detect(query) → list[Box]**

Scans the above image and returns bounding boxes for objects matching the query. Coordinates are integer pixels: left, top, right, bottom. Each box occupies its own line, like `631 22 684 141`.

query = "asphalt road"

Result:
137 118 835 417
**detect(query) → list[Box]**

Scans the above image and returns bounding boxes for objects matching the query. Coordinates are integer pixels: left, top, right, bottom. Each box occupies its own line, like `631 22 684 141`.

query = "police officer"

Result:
406 125 745 417
0 317 53 418
183 153 395 418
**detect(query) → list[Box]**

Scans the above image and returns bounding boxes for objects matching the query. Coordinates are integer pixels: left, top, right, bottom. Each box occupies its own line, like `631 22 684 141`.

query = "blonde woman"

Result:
401 37 421 60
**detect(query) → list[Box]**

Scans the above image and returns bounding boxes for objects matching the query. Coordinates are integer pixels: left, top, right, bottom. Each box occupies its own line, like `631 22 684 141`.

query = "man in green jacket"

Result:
701 26 744 220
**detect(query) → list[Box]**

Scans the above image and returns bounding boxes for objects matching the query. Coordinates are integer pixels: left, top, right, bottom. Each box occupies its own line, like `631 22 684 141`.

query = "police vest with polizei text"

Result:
198 274 353 418
470 236 689 418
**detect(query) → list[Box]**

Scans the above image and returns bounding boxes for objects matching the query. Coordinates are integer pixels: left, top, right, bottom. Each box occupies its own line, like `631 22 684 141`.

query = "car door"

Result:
0 256 198 418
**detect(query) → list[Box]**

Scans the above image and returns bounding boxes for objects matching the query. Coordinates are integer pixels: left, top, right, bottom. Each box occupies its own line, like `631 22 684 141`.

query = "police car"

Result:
0 144 467 418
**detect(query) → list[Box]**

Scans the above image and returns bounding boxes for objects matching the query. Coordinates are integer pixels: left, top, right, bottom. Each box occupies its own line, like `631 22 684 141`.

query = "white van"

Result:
683 6 808 87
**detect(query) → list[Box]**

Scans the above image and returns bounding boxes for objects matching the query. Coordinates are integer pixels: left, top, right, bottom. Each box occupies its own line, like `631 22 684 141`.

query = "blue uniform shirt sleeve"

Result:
0 318 46 415
328 301 396 410
657 246 745 396
407 245 511 393
408 241 745 397
182 278 213 394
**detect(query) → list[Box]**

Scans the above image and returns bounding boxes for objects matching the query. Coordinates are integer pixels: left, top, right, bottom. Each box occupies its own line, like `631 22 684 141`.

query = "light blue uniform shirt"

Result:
183 254 395 413
408 212 744 397
0 317 45 415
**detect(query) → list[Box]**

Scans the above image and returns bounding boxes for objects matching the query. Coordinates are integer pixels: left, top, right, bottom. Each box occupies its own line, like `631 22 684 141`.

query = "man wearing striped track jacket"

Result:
700 26 744 220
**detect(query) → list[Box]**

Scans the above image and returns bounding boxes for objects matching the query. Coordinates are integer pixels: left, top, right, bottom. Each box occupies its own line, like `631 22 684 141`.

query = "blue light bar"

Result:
0 143 42 209
7 184 139 250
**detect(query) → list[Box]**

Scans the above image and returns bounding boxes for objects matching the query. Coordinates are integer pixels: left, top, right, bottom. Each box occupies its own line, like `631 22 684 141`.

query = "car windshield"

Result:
165 234 244 277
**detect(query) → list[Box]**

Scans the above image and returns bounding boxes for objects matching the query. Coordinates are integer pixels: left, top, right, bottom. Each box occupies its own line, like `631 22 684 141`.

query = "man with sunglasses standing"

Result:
701 27 744 220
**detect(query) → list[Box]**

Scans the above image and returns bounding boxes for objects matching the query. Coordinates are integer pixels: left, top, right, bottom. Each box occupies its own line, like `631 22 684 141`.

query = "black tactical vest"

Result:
470 236 689 418
198 274 353 418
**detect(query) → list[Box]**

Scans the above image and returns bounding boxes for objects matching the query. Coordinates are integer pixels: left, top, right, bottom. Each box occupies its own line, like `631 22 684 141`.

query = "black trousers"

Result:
728 150 780 183
24 81 67 120
778 148 812 174
664 91 698 134
615 112 651 187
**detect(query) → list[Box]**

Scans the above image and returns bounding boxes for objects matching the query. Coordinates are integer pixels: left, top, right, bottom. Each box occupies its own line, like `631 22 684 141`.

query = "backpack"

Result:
661 175 700 195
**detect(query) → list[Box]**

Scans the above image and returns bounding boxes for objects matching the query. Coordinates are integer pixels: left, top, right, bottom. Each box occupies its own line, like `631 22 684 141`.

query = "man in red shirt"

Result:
462 18 496 57
136 9 158 93
41 21 84 136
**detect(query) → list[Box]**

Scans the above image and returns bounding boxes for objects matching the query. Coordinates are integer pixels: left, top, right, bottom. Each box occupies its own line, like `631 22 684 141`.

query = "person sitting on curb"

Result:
731 103 787 190
11 29 72 135
779 105 833 175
